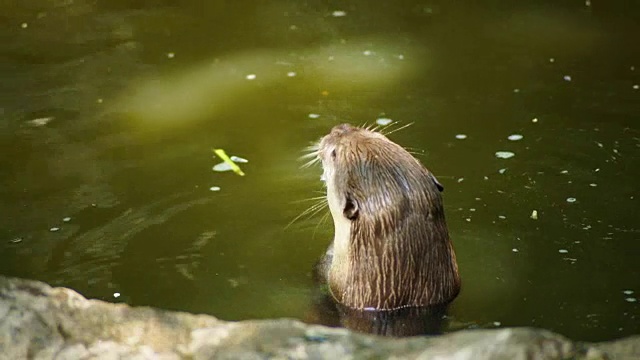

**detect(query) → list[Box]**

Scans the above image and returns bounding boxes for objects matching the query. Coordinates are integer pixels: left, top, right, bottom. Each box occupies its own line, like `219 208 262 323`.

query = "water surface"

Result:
1 0 638 341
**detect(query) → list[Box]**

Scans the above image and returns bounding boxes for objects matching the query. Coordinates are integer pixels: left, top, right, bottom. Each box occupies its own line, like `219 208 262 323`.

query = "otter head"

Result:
318 123 460 311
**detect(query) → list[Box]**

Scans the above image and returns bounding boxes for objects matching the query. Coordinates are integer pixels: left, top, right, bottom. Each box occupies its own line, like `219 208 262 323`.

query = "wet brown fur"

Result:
317 124 460 310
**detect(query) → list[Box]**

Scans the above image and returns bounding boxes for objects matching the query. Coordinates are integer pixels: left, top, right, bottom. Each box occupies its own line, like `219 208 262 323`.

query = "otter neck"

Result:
327 209 460 311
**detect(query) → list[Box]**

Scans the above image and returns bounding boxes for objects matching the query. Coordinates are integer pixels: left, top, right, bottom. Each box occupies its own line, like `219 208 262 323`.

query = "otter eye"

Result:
331 149 336 159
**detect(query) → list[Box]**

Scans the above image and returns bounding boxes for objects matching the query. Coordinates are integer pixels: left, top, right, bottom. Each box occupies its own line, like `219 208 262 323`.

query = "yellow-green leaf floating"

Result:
212 149 245 176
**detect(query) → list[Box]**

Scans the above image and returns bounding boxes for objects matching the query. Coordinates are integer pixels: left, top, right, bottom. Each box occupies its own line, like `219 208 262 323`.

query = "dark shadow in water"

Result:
307 290 450 337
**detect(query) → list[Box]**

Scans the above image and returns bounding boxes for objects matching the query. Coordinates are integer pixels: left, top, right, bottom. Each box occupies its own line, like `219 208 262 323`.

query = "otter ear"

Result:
430 174 444 192
343 196 359 220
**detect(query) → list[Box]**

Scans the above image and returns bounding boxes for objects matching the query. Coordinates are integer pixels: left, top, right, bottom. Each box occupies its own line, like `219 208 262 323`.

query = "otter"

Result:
315 123 460 311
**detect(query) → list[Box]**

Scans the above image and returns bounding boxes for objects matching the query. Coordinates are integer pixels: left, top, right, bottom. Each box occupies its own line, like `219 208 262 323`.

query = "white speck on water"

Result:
566 197 577 203
331 10 347 17
549 58 555 63
625 298 637 303
589 183 597 187
495 151 515 159
498 168 507 174
484 176 489 180
27 117 55 127
457 178 464 183
166 52 175 59
563 75 572 82
209 186 221 192
594 168 600 172
470 208 476 212
62 217 71 222
633 84 639 90
493 322 502 326
560 170 569 174
287 71 297 77
328 56 334 61
376 118 393 126
289 25 298 30
512 248 519 253
229 156 248 163
97 98 103 104
363 50 372 56
455 134 467 140
50 227 60 232
465 218 471 222
585 0 591 6
559 249 569 254
245 74 257 80
498 215 506 220
508 134 523 141
397 54 405 60
308 113 320 119
623 290 635 295
113 292 121 298
530 210 538 220
596 142 604 148
532 118 539 123
21 22 28 29
513 88 520 93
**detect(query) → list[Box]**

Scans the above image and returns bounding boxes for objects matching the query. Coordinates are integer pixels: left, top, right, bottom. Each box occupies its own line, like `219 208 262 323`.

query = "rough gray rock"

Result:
0 275 638 359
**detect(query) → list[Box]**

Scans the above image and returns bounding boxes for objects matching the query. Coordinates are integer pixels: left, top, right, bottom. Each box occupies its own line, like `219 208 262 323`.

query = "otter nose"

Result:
331 123 356 136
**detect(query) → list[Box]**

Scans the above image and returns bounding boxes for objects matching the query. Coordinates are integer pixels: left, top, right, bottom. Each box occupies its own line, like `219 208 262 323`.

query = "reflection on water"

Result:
0 0 638 341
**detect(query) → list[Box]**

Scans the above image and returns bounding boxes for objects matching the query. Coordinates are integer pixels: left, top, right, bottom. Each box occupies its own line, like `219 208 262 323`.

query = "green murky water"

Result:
1 0 638 341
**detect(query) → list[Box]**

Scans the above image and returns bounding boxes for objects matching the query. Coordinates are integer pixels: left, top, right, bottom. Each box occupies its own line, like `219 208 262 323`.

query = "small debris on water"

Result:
62 217 71 222
558 249 569 254
229 156 248 163
455 134 467 140
498 168 507 174
363 50 373 56
308 113 320 119
245 74 257 80
549 58 555 63
21 22 28 29
512 248 519 253
287 71 297 77
209 186 221 192
376 118 393 126
566 197 577 203
465 218 471 222
625 298 637 303
166 52 175 59
508 134 523 141
623 290 634 295
530 210 538 220
561 170 569 174
457 178 464 183
563 75 572 82
513 88 520 93
495 151 515 159
27 117 54 127
493 322 501 326
331 10 347 17
498 215 506 220
396 54 405 60
633 84 639 90
532 118 539 123
113 292 121 298
9 237 23 244
589 183 597 187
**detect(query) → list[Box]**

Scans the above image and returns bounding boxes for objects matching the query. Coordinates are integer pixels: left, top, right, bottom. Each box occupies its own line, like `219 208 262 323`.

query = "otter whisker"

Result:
285 198 327 229
381 121 414 136
290 195 326 204
312 211 331 240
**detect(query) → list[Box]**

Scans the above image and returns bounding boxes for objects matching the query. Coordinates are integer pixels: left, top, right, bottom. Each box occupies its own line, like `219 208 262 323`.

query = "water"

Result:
1 0 638 341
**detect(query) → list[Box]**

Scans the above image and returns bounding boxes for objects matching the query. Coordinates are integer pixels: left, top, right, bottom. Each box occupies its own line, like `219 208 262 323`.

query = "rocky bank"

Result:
0 276 638 359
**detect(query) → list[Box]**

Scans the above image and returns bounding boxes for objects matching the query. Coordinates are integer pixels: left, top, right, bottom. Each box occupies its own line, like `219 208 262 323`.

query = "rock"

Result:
0 275 638 359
